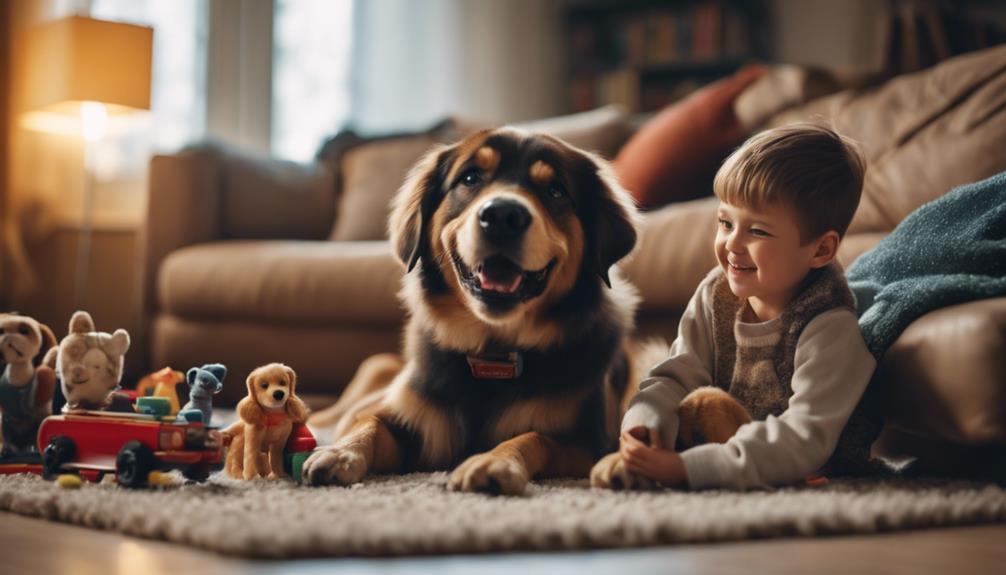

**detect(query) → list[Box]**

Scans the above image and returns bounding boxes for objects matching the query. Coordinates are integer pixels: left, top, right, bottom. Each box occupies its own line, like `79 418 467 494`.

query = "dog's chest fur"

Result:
410 324 624 462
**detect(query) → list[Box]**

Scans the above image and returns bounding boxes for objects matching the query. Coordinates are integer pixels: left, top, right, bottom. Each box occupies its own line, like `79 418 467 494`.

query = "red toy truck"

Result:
37 410 223 487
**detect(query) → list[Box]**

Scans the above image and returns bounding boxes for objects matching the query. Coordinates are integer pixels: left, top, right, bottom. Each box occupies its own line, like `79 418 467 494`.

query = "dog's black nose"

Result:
273 390 285 401
478 199 531 242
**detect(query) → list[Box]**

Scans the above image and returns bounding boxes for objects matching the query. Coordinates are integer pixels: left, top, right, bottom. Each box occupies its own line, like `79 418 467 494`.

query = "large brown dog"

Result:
305 128 651 494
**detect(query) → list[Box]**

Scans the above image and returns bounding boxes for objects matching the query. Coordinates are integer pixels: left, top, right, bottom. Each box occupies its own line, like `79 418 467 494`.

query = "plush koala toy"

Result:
0 313 58 455
44 311 130 412
180 363 226 425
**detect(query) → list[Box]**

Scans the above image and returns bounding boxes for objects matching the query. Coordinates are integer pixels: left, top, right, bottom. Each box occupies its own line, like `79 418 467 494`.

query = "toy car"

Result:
284 422 317 483
37 409 222 488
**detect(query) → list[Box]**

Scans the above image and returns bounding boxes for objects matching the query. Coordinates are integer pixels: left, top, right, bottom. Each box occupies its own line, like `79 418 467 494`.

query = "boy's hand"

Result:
620 427 688 488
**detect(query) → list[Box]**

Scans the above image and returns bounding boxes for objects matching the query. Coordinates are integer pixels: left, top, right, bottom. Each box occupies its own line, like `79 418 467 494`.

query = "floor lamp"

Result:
20 15 152 309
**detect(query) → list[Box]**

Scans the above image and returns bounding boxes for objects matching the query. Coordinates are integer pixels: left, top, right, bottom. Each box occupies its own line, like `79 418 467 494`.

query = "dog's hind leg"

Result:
309 353 404 430
225 432 245 478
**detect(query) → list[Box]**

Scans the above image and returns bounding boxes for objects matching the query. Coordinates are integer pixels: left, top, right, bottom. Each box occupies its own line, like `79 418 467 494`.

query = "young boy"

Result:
597 123 875 490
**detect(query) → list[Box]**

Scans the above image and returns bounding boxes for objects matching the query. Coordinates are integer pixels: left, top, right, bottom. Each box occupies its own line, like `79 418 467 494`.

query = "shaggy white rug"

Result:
1 472 1004 558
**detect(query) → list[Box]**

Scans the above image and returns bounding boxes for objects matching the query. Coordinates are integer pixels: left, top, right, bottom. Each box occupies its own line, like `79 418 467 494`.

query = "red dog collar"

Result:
466 351 523 380
263 412 287 427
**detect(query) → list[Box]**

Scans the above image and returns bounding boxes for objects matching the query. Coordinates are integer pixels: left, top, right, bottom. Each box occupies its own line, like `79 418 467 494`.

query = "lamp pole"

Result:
73 101 107 309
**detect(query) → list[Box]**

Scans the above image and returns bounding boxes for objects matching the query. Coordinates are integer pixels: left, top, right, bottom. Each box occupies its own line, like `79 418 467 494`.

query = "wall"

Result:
0 1 10 306
770 0 889 72
350 0 565 133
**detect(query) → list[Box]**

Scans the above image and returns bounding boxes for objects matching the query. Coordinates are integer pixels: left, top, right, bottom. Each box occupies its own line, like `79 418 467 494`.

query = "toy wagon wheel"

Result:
115 441 155 488
183 461 210 482
42 436 75 480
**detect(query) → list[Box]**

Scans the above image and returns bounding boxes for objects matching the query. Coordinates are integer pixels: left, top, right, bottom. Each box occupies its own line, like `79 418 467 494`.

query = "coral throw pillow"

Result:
613 66 766 210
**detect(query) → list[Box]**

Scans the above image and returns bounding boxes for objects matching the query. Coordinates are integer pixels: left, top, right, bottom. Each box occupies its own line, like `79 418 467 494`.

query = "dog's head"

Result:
245 363 297 412
390 128 638 326
0 313 57 369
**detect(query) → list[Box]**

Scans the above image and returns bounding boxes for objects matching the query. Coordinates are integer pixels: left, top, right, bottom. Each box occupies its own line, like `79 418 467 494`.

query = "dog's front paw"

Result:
448 453 529 495
590 452 654 491
303 446 368 486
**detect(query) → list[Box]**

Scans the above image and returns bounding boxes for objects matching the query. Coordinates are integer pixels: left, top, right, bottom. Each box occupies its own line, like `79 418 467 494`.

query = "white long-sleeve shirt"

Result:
621 274 876 490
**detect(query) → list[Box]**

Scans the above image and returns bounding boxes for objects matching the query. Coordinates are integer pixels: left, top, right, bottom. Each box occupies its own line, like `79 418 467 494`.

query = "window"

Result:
90 0 208 163
271 0 354 162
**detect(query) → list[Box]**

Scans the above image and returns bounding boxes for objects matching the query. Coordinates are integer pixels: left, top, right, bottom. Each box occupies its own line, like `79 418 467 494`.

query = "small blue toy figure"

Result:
179 364 226 425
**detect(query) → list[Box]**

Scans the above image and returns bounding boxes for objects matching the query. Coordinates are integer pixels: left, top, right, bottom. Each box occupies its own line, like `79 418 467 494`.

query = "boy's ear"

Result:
810 231 840 268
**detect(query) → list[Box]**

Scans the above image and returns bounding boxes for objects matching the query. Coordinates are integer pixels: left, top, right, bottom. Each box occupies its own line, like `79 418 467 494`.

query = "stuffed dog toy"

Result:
0 313 58 454
43 311 130 412
224 363 308 480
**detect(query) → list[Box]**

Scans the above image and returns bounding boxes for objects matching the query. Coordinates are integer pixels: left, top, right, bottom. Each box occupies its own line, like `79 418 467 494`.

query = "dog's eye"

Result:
278 380 287 386
260 382 268 390
548 183 566 200
17 323 30 335
460 169 482 188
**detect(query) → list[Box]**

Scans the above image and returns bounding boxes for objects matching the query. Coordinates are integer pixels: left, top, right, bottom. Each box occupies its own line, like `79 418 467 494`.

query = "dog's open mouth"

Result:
452 253 556 307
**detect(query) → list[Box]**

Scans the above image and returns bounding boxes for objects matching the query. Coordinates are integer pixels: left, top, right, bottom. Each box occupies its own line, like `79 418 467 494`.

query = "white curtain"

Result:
349 0 566 134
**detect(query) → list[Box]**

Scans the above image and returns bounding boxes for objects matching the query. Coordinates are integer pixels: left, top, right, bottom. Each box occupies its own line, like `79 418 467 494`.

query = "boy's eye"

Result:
750 228 771 237
718 219 732 230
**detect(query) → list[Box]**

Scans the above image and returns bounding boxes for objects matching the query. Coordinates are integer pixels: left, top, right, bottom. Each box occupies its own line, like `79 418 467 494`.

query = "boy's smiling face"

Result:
715 201 836 321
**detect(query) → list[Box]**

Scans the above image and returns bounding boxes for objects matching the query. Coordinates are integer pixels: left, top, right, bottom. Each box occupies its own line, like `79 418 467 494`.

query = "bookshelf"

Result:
565 0 769 113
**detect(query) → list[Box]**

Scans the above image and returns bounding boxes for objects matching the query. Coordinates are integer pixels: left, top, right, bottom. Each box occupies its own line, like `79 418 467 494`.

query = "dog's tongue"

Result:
478 257 523 294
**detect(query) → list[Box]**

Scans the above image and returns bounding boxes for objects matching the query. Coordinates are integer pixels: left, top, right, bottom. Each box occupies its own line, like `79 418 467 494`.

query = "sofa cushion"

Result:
214 146 338 240
512 104 631 159
612 65 766 209
877 297 1006 445
769 44 1006 235
622 196 719 313
152 315 401 405
327 119 481 242
158 241 405 326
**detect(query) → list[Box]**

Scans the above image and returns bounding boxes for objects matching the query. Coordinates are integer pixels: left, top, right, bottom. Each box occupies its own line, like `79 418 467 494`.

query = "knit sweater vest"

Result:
710 262 855 421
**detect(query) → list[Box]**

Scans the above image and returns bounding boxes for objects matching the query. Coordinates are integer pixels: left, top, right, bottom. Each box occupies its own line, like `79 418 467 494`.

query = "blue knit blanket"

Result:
847 171 1006 359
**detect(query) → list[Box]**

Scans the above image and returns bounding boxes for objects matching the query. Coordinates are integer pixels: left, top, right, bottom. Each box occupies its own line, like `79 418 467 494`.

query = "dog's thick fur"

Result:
224 363 309 480
305 128 652 494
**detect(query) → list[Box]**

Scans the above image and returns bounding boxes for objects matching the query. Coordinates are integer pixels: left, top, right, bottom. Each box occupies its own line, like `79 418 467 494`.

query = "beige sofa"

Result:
141 45 1006 473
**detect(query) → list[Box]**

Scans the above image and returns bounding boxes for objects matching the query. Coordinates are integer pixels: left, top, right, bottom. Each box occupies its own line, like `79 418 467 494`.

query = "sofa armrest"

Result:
141 144 339 316
141 150 222 315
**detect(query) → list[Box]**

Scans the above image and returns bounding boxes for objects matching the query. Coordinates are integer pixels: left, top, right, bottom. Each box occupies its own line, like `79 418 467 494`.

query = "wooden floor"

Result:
3 512 1004 575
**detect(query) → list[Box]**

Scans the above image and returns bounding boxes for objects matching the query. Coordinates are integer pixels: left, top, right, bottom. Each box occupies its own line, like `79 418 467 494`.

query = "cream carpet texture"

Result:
1 472 1005 558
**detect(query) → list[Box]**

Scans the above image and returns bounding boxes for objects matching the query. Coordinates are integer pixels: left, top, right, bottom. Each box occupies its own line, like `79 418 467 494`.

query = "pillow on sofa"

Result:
327 107 635 241
327 120 477 242
513 104 631 160
765 44 1006 235
612 65 766 210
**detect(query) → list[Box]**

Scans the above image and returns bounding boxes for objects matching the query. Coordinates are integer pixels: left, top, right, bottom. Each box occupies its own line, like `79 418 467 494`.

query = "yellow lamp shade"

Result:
20 15 153 116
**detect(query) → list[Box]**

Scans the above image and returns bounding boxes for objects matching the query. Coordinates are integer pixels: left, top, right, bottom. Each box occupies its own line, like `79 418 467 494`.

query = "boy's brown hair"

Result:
714 123 866 242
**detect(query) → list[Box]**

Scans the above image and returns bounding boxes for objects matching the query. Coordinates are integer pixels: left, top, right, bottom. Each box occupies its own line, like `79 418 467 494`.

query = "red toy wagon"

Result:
37 410 223 488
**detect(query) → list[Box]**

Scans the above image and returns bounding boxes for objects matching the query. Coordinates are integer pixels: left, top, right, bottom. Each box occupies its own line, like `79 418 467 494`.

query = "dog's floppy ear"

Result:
35 322 58 368
583 153 639 287
282 364 297 392
389 144 455 272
